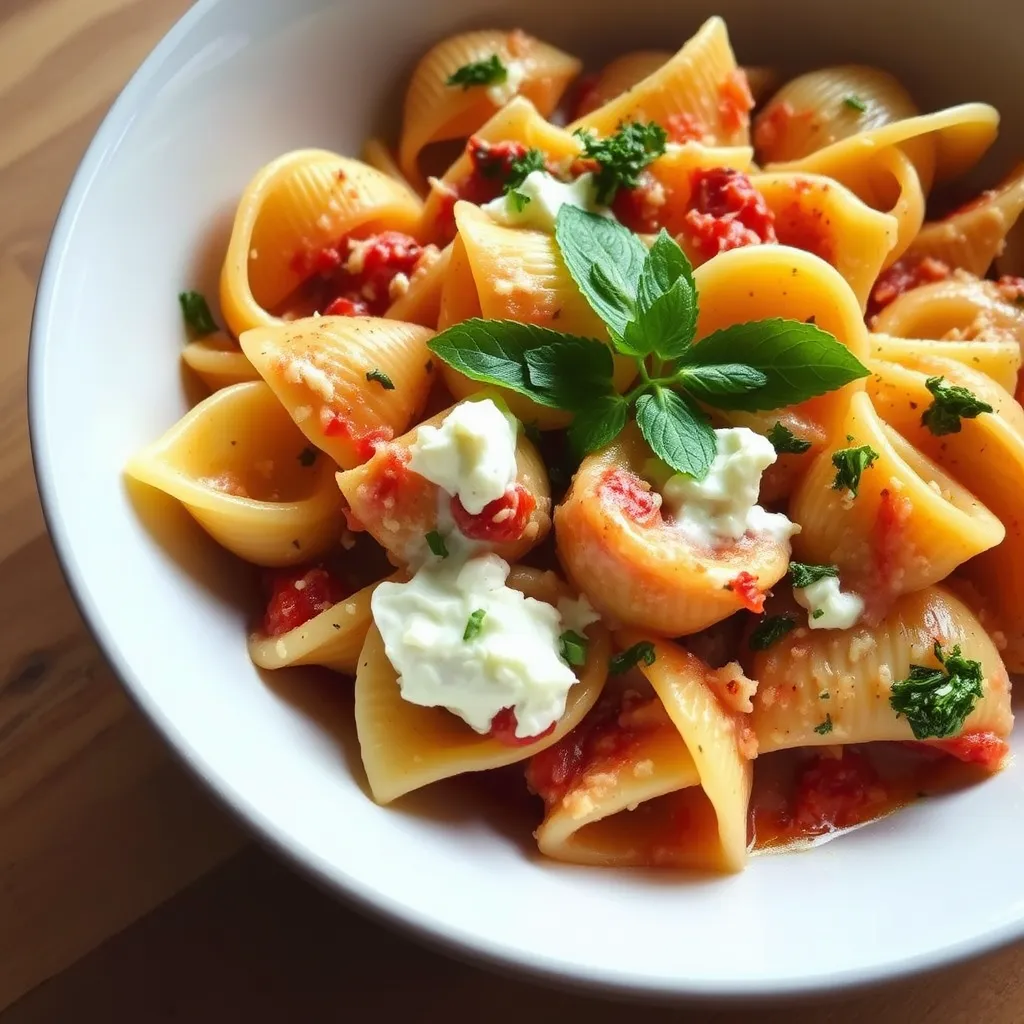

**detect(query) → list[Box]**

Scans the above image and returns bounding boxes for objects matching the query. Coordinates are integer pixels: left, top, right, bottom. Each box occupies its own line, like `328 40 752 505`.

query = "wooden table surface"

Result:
1 0 1021 1019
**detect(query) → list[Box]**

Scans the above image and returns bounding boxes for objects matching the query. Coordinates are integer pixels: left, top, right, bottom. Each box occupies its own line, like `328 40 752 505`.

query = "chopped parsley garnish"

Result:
609 640 657 675
889 642 985 739
446 55 507 90
463 608 487 641
843 95 868 113
504 147 547 194
813 713 834 735
178 290 218 337
789 562 839 589
297 446 318 467
508 190 531 212
559 629 589 666
831 444 878 497
748 614 796 651
767 421 812 455
812 609 825 619
366 368 395 390
573 121 668 204
425 530 448 558
819 691 830 700
920 376 993 436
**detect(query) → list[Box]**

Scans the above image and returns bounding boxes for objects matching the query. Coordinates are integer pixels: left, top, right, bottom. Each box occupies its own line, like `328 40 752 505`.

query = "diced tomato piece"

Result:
611 170 665 234
262 565 348 637
323 416 394 462
681 167 776 260
753 101 796 155
289 245 344 277
323 296 370 317
356 231 422 302
718 69 754 132
867 256 951 319
360 446 409 508
450 483 536 544
872 486 912 589
729 571 765 613
921 731 1009 770
793 750 887 833
468 137 531 181
600 467 662 525
666 112 708 144
489 706 556 747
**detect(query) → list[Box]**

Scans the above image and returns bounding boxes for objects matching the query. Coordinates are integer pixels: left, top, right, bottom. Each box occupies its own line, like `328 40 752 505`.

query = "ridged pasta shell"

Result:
359 138 420 200
220 151 423 337
750 586 1012 752
239 316 435 470
249 574 399 675
125 382 345 566
575 51 672 118
869 332 1021 395
554 423 793 636
354 566 610 804
570 17 751 147
398 30 582 190
335 399 551 567
181 334 260 392
789 391 1005 603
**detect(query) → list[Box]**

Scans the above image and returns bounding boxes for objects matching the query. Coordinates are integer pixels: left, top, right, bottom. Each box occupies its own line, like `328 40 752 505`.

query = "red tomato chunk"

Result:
262 565 348 637
718 69 754 133
666 112 708 144
867 256 951 319
681 167 777 260
323 415 394 462
489 706 556 747
793 750 887 834
450 483 536 544
600 468 662 525
926 731 1009 770
729 571 765 613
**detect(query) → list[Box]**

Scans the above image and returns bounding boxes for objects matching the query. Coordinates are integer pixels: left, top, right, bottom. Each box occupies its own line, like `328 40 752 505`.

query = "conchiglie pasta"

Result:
570 17 751 147
554 424 792 637
239 316 435 470
398 30 581 190
336 400 551 567
530 635 752 872
789 391 1004 606
220 150 423 337
249 575 397 675
125 382 345 566
354 567 609 804
750 587 1012 752
574 51 673 119
181 334 261 393
360 138 419 199
903 164 1024 277
869 332 1021 395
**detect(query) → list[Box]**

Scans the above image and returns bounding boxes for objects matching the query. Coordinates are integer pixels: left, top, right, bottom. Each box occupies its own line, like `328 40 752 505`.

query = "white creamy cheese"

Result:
371 553 581 738
481 170 612 232
660 427 799 545
794 575 865 630
556 594 601 634
486 59 526 106
407 399 518 514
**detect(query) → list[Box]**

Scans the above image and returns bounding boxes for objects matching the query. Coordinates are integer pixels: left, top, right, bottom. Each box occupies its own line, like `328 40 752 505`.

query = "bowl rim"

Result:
26 0 1024 1002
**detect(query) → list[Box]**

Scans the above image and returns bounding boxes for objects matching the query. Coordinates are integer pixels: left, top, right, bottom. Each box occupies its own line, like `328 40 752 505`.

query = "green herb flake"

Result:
366 368 395 390
921 376 993 436
573 121 667 204
789 562 839 589
812 609 825 619
446 54 507 90
297 446 318 467
178 291 218 337
831 444 879 497
504 148 547 194
425 530 449 558
559 629 589 666
609 640 657 675
819 691 830 700
463 609 487 641
843 95 868 113
748 614 796 651
813 713 834 735
889 642 985 739
767 421 812 455
508 189 531 213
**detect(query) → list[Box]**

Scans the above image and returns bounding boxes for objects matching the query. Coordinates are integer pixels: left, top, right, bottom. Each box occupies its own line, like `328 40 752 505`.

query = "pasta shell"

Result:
125 382 345 566
181 333 260 393
789 391 1005 605
869 332 1021 395
249 574 399 675
383 242 451 328
437 231 483 329
239 316 435 470
359 138 420 201
554 423 793 636
398 30 582 189
570 17 751 147
335 399 551 567
354 566 609 804
220 151 423 337
574 51 673 118
750 586 1012 752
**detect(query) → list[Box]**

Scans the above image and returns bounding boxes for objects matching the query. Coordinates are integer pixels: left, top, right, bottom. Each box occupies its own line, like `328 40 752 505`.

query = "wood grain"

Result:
0 0 1021 1021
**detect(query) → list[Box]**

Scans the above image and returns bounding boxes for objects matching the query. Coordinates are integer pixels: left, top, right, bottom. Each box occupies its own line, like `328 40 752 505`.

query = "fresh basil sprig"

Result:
427 207 869 480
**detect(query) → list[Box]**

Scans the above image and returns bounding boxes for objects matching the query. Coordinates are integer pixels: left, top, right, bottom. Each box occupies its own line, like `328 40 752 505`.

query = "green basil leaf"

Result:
427 319 605 408
634 386 716 480
678 318 870 411
623 275 697 361
676 363 769 403
524 338 614 411
567 394 629 457
555 206 647 342
636 231 697 359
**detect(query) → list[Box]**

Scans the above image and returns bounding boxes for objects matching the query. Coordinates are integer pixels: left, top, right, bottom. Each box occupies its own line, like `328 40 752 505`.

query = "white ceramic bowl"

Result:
30 0 1024 1001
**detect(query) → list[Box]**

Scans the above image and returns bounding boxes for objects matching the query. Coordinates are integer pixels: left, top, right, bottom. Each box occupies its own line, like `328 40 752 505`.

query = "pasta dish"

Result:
126 17 1022 872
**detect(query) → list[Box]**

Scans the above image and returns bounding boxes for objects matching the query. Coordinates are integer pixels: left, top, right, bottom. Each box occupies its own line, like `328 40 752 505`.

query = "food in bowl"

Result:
125 14 1021 874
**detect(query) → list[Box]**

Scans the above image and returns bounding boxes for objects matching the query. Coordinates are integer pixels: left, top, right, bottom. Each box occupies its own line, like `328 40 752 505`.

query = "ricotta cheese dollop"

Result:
660 427 799 545
407 398 518 514
794 575 865 630
482 170 612 232
371 553 582 739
